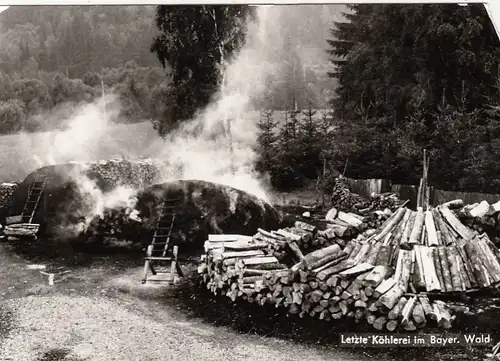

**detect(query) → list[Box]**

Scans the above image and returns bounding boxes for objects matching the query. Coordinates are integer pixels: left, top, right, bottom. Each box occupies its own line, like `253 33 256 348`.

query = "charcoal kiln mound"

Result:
135 180 282 254
3 159 162 238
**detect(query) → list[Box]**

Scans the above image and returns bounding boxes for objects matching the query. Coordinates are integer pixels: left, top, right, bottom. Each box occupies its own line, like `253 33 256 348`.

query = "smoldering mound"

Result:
3 165 281 256
3 159 162 237
135 179 282 254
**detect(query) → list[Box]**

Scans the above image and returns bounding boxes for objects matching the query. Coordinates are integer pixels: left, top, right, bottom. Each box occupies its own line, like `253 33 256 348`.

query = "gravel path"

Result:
0 294 372 361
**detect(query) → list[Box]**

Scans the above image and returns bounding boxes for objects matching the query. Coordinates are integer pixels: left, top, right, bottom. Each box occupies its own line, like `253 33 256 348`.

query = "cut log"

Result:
476 237 500 284
424 211 439 247
286 240 306 262
339 263 374 278
433 300 452 329
316 259 356 281
373 316 388 331
326 224 349 238
418 295 435 320
377 284 404 311
338 211 363 229
386 320 399 332
437 247 453 292
438 205 475 241
409 209 425 246
419 246 442 292
325 208 338 221
352 243 372 264
364 243 382 265
275 229 301 242
375 245 392 267
455 245 477 289
469 200 491 218
433 209 453 246
442 199 463 209
464 242 491 288
220 250 265 259
391 209 411 247
373 207 406 242
311 253 348 274
292 244 341 271
363 265 391 288
412 301 426 327
401 296 417 325
432 247 445 291
388 296 407 320
412 245 426 291
294 221 317 233
373 277 396 299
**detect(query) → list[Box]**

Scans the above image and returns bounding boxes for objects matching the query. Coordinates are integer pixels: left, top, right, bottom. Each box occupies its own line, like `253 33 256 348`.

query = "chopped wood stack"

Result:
199 232 458 331
251 221 347 260
199 198 500 332
323 208 370 238
200 234 288 301
330 177 403 214
0 182 19 208
82 158 163 189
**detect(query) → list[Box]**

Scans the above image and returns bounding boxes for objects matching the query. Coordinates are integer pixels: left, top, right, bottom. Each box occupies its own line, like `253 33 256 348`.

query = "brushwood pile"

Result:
330 177 403 214
199 202 500 332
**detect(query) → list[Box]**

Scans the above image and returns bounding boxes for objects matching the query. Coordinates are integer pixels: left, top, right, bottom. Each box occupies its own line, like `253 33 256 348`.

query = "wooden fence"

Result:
344 177 500 208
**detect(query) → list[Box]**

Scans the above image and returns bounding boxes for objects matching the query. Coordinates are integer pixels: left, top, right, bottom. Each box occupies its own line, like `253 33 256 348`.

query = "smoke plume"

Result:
14 6 292 233
154 6 280 202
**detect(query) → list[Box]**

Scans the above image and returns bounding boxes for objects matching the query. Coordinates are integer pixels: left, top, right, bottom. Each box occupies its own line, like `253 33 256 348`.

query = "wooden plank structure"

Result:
141 197 184 284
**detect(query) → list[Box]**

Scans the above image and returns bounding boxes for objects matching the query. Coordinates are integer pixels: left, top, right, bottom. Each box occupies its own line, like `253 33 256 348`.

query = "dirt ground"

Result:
0 240 497 361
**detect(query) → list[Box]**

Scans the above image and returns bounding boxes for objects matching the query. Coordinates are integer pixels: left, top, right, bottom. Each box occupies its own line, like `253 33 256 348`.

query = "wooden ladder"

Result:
21 174 47 224
141 197 184 284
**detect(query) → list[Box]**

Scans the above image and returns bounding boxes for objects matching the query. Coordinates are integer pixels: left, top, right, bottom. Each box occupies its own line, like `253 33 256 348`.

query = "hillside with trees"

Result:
0 5 344 135
0 5 169 133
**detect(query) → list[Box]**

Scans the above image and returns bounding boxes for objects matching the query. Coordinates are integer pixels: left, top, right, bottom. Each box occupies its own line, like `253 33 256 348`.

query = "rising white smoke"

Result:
13 6 290 233
155 6 280 202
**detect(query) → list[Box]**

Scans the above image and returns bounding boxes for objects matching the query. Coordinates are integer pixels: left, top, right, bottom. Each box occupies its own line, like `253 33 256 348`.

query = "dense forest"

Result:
254 4 500 193
0 5 341 134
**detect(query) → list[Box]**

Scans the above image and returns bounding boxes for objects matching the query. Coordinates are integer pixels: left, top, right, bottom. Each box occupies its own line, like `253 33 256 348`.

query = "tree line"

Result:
0 6 169 134
328 4 500 193
151 4 500 194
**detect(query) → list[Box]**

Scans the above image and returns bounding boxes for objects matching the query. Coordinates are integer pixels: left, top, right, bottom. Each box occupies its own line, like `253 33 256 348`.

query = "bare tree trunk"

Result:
208 7 235 176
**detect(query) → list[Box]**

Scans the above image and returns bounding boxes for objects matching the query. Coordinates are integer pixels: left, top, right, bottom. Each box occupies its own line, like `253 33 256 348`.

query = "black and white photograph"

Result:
0 1 500 360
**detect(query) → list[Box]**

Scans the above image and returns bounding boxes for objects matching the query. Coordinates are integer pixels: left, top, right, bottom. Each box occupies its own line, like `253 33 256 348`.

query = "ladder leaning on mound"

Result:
21 174 47 224
4 174 47 239
141 197 184 284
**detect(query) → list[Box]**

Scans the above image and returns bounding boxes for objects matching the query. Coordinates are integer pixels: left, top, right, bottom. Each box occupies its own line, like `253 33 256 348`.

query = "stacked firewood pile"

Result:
83 158 163 189
199 201 500 332
0 182 19 208
456 199 500 245
330 177 404 214
249 222 347 265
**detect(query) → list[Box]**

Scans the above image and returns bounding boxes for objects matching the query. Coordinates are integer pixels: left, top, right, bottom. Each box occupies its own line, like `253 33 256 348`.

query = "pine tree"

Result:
256 110 278 174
